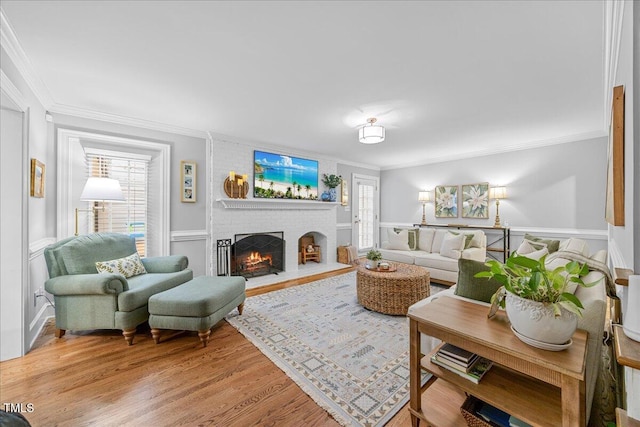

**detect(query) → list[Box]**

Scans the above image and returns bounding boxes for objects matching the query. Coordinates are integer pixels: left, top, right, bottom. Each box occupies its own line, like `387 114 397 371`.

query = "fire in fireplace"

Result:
232 231 284 278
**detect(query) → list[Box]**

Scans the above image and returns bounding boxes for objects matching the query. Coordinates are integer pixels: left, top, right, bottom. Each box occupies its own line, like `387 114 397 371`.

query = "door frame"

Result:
0 70 30 360
350 173 380 254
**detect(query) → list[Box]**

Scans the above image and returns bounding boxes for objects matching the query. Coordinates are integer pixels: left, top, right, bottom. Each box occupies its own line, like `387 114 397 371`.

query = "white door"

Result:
0 92 27 361
351 174 380 254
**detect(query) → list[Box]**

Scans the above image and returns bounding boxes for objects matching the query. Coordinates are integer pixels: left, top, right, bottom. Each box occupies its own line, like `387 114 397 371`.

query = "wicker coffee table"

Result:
356 262 430 315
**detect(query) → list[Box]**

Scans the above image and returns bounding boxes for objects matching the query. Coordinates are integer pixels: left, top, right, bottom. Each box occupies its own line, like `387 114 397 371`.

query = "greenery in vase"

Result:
321 174 342 189
366 249 382 262
475 253 598 318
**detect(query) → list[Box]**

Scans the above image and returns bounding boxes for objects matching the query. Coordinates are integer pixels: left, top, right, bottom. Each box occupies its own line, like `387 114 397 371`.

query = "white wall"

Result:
608 1 637 271
380 137 608 231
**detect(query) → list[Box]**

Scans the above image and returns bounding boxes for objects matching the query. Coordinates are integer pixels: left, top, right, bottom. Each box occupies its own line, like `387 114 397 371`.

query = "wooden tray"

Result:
365 265 398 273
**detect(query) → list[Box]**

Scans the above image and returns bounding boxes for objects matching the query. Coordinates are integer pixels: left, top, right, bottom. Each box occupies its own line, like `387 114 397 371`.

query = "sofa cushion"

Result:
524 233 560 253
96 252 147 278
378 249 415 265
118 269 193 312
454 259 503 303
431 229 448 253
387 229 411 251
440 232 465 259
59 233 137 275
414 252 458 271
418 228 435 252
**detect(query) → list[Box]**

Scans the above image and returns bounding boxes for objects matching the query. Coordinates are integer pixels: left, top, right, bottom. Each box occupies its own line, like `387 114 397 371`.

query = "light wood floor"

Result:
0 268 424 426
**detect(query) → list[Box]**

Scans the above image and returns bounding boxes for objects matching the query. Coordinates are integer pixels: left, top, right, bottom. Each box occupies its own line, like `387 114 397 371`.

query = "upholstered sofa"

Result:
44 233 193 345
408 237 610 424
379 226 487 285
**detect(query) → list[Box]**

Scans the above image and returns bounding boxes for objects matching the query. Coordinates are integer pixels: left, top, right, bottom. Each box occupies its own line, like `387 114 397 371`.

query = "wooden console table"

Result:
613 324 640 426
409 296 587 426
414 224 511 262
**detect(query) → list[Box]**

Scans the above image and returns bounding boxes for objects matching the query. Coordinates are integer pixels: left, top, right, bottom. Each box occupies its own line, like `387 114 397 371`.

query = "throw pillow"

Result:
439 232 465 259
95 252 147 278
449 231 475 249
418 228 435 252
395 227 418 250
524 233 560 253
559 238 589 257
516 240 537 254
454 259 503 303
387 228 411 251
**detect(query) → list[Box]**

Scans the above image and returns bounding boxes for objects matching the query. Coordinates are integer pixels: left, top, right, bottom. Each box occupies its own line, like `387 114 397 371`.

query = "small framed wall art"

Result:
30 158 45 198
462 182 489 219
435 185 458 218
340 178 349 206
180 160 196 203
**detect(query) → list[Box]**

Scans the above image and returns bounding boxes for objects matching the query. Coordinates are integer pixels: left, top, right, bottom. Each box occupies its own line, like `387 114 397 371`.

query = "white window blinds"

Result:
84 148 149 256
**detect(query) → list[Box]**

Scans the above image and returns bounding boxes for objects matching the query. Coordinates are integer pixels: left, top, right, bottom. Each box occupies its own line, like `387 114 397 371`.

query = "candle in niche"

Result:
242 174 248 181
229 171 235 181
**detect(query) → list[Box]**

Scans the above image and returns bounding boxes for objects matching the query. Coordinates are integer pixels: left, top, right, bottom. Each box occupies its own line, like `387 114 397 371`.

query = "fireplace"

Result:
232 232 285 278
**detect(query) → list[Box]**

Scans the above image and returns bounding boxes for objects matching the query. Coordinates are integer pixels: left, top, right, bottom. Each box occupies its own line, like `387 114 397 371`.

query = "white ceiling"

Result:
1 1 606 169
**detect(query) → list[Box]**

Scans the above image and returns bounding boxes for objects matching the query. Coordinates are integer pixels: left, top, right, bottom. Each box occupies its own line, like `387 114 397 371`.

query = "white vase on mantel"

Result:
506 291 578 346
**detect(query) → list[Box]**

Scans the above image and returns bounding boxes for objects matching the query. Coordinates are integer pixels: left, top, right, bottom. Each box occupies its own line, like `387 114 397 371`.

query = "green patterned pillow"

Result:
96 252 146 278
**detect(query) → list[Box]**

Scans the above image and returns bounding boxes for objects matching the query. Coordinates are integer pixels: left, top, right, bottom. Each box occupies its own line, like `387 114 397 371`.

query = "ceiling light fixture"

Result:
358 118 385 144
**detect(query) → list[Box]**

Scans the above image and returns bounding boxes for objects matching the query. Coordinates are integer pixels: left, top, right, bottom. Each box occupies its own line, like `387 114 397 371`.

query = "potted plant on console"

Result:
365 249 382 270
321 174 342 202
476 254 597 349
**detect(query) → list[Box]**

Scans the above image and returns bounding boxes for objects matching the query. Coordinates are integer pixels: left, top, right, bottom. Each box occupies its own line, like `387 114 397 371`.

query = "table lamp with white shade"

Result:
489 186 507 227
418 191 432 226
75 177 125 235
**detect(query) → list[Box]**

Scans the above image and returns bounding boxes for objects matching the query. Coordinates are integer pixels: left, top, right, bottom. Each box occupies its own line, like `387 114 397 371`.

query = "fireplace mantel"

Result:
217 198 340 210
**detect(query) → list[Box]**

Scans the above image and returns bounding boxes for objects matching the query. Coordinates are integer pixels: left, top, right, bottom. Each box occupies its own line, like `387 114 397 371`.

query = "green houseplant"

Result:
476 253 597 346
321 174 342 188
365 249 382 269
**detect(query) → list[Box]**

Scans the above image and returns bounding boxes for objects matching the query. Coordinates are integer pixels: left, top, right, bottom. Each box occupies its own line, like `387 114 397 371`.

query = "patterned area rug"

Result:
226 272 442 426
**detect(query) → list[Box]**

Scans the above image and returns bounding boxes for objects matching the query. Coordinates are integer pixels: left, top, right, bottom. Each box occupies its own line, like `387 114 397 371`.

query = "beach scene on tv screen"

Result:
254 150 318 199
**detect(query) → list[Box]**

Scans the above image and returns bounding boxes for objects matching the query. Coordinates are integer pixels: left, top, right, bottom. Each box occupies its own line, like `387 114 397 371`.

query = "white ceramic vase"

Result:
505 291 578 345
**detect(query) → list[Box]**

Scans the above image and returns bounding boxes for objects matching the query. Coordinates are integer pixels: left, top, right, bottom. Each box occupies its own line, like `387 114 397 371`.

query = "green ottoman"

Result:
148 275 245 347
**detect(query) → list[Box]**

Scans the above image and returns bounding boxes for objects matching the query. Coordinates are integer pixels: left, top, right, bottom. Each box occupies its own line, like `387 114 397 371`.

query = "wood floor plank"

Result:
0 268 421 426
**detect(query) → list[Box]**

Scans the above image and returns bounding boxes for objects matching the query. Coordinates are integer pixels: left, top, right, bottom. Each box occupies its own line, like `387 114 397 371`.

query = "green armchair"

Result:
44 233 193 345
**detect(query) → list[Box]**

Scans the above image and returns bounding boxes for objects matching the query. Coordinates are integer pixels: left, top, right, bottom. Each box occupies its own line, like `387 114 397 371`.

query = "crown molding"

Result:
50 103 208 139
0 69 27 111
0 8 54 108
379 130 607 170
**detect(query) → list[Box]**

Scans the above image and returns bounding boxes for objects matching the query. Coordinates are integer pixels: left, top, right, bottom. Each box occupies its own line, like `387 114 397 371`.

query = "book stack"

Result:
430 343 493 384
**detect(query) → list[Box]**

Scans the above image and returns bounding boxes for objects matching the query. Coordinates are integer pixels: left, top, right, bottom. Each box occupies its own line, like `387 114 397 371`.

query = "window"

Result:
83 149 149 256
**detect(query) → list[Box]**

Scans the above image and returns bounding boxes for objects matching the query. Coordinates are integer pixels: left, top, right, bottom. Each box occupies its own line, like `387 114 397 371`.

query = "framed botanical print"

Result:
435 185 458 218
462 182 489 218
30 158 45 198
181 160 196 203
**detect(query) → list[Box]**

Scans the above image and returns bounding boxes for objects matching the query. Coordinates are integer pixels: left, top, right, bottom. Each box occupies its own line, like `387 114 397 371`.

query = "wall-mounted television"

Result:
254 150 318 200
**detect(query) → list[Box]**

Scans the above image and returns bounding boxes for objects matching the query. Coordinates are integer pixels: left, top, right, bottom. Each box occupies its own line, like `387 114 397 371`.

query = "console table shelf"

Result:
409 296 587 427
422 352 562 426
